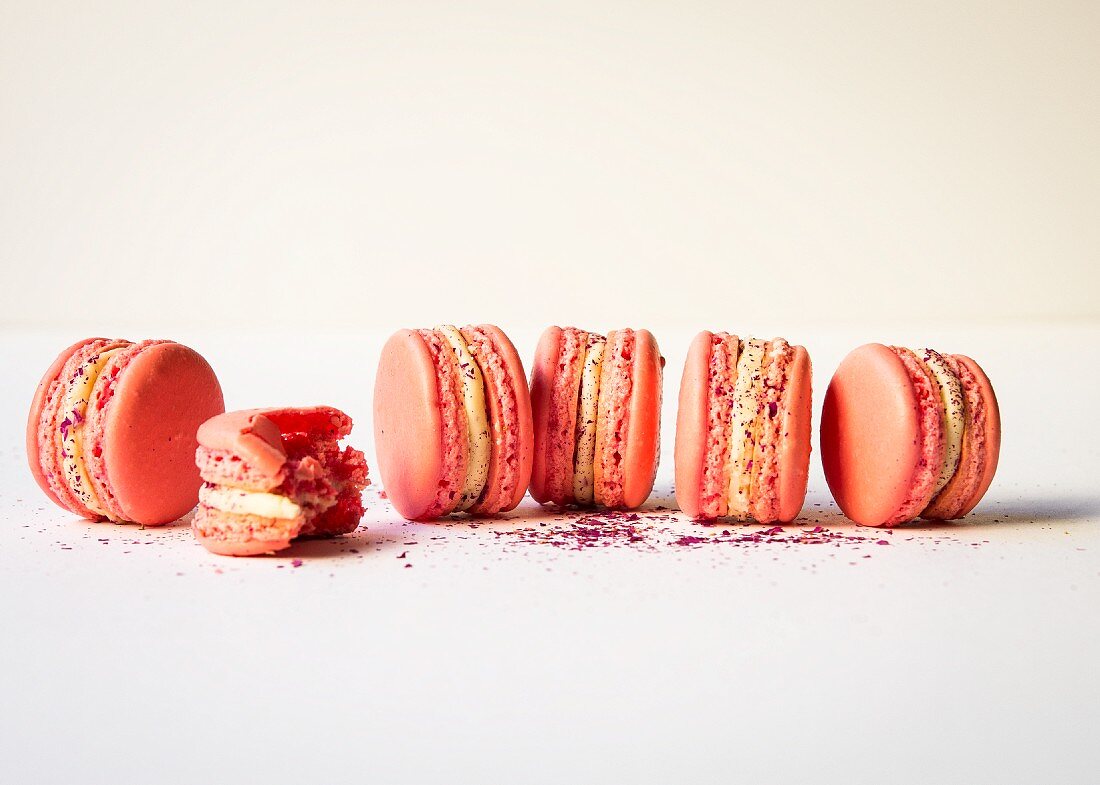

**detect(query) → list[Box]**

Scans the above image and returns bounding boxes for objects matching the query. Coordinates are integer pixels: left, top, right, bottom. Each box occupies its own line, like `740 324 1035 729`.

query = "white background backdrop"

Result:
2 3 1099 784
2 0 1098 330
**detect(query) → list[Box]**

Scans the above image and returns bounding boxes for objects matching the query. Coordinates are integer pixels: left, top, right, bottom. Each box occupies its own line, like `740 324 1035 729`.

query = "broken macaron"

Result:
193 407 369 555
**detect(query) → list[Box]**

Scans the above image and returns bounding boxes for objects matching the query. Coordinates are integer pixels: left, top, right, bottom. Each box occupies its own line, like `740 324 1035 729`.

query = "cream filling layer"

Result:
61 347 122 519
917 348 965 495
572 339 606 505
200 485 302 519
726 338 768 520
438 325 491 511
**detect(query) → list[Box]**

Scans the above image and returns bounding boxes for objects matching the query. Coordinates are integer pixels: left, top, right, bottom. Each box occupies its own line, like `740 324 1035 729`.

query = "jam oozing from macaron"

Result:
193 407 369 556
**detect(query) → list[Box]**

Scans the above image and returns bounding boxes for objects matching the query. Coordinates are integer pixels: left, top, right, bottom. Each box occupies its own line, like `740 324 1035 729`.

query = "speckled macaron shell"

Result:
954 355 1000 516
616 329 663 509
464 324 534 514
820 343 932 527
673 331 712 519
528 325 568 504
98 343 225 524
26 337 108 513
673 332 811 522
373 330 445 521
920 354 1001 520
774 345 813 523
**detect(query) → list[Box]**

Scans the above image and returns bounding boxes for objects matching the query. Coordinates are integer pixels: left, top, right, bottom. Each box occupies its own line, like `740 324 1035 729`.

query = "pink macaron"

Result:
193 407 369 556
674 332 812 523
374 324 534 520
27 337 225 525
529 326 663 509
821 343 1001 527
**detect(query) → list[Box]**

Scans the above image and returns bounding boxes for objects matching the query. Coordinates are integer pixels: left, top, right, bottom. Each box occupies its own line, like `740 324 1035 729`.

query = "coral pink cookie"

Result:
820 343 1001 527
674 332 812 523
374 325 533 520
26 338 224 525
193 407 369 556
530 327 663 509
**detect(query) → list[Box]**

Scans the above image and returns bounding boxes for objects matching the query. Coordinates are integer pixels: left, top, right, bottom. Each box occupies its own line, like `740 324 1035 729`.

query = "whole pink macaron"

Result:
529 326 663 510
374 324 533 521
193 406 369 556
674 332 812 523
820 343 1001 527
27 337 224 526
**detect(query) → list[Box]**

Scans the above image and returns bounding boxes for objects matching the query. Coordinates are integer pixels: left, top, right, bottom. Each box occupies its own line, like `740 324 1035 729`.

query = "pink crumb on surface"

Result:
888 347 945 525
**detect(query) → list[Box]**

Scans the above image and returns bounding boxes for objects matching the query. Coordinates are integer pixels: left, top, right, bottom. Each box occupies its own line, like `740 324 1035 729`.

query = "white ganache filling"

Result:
917 347 966 495
726 338 768 520
61 347 122 518
200 485 302 519
438 325 491 511
572 339 606 505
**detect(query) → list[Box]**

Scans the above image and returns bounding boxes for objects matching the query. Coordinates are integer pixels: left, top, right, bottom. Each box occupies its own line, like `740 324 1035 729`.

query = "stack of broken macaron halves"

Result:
26 328 1001 556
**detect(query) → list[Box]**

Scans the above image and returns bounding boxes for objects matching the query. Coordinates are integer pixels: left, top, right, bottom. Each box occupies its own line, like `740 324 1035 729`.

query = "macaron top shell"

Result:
97 342 225 525
529 325 598 505
374 330 445 520
197 406 354 479
462 324 533 514
672 331 712 519
821 343 924 527
613 328 663 509
774 345 813 523
954 355 1000 516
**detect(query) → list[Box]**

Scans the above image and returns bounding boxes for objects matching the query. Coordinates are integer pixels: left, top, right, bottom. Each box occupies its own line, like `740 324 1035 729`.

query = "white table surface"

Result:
2 324 1098 784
